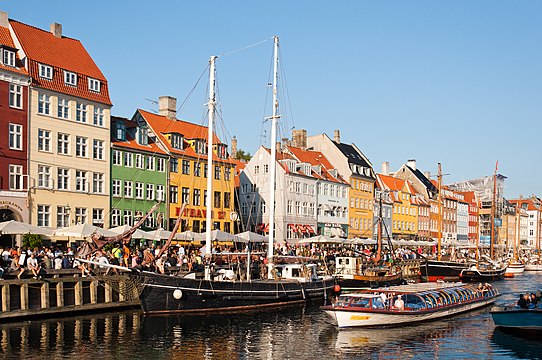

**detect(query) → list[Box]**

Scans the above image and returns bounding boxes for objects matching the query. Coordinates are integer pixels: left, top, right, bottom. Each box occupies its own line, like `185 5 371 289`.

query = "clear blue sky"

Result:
5 1 541 199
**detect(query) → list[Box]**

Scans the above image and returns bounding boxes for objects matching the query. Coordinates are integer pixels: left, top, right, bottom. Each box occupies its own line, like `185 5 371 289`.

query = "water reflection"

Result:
491 328 542 360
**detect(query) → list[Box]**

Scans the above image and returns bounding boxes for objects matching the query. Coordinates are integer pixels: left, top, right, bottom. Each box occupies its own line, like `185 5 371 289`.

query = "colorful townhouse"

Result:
378 174 418 240
8 16 112 228
140 96 235 234
460 191 479 244
373 176 393 240
0 12 30 225
110 116 168 230
307 130 375 239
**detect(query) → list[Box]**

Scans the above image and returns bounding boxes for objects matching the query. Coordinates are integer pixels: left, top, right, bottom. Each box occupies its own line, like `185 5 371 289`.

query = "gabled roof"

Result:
335 142 371 167
378 174 406 193
508 198 540 211
0 25 27 76
285 146 348 184
111 116 167 156
406 165 437 195
138 109 233 164
10 19 111 105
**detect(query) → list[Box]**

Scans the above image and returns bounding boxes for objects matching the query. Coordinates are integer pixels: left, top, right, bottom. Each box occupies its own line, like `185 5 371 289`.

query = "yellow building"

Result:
139 97 235 234
378 174 418 239
10 19 112 228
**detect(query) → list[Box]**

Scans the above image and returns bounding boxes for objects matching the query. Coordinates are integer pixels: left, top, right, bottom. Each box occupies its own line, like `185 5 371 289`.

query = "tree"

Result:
22 234 42 250
236 149 251 161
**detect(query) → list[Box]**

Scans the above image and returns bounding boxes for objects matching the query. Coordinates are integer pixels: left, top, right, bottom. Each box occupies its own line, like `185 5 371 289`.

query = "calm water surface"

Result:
1 273 541 359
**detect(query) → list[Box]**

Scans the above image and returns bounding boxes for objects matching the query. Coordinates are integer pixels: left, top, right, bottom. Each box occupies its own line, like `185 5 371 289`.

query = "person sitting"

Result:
394 295 405 310
27 253 42 279
517 293 530 309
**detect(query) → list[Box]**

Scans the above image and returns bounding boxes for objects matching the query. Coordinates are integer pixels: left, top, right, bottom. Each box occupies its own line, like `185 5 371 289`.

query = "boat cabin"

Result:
275 263 318 282
335 256 392 277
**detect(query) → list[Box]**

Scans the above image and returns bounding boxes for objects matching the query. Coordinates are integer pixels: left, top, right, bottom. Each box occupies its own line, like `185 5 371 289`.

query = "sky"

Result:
4 1 542 199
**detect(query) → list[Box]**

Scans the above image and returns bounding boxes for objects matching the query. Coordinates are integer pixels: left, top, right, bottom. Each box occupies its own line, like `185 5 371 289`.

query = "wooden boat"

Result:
524 262 542 271
323 282 500 328
335 256 404 288
419 259 469 282
505 198 525 275
490 305 542 331
505 261 525 274
459 264 507 282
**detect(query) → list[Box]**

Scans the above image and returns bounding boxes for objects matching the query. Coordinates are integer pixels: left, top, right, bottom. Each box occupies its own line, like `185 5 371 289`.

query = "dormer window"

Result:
88 78 101 93
216 144 227 159
2 49 15 67
171 134 183 150
39 64 53 79
137 126 148 145
195 139 207 155
64 71 77 86
115 122 126 141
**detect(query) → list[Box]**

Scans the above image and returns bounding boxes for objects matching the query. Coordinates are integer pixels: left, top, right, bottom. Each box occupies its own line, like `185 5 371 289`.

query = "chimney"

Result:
333 129 341 143
158 96 177 120
291 129 307 150
275 141 282 152
231 136 238 159
0 11 8 28
424 171 431 179
50 23 62 38
381 161 389 175
407 159 417 171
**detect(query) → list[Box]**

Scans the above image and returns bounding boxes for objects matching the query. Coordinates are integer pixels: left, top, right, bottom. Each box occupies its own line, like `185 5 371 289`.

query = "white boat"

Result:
524 263 542 271
322 282 500 328
505 261 525 274
505 198 525 275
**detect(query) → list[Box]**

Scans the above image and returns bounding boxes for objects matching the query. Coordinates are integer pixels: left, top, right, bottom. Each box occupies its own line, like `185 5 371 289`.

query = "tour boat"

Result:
491 305 542 331
323 282 500 328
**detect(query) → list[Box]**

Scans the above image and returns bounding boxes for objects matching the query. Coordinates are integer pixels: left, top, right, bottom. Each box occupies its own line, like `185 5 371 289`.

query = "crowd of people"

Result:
517 291 541 309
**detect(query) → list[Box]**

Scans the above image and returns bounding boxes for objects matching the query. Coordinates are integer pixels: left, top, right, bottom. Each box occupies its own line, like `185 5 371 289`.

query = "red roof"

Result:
378 173 406 192
286 146 348 184
139 109 233 164
10 20 111 105
0 25 27 76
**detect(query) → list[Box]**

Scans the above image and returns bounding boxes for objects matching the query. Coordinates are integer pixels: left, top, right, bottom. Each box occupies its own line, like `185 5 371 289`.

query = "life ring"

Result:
173 289 183 299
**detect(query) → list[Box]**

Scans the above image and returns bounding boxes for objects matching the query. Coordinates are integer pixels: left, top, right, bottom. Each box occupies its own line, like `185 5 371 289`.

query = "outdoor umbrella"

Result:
53 223 116 237
145 228 173 241
0 220 52 235
234 231 268 243
175 230 199 241
297 234 344 244
109 225 152 239
195 229 236 242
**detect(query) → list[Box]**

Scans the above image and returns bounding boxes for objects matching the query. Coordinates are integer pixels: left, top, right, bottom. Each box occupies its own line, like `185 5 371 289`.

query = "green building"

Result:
110 116 168 230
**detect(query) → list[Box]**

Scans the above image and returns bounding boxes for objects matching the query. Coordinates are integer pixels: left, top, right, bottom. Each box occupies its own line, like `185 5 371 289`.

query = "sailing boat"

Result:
128 37 335 314
334 191 404 288
420 163 470 282
505 196 525 275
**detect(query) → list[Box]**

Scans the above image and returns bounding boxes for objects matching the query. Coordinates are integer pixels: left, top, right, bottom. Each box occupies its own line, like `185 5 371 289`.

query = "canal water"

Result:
1 273 541 359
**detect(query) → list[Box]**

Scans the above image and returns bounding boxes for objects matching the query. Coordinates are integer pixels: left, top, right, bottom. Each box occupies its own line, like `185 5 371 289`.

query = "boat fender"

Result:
173 289 183 300
333 285 341 293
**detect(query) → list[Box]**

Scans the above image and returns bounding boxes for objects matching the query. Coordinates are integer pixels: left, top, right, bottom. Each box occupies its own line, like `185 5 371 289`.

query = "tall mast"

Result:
267 36 280 278
514 195 522 262
374 193 383 264
437 163 442 261
490 162 497 259
205 56 217 258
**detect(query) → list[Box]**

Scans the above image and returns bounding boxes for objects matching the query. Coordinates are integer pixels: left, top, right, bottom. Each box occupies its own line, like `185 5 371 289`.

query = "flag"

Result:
495 160 498 171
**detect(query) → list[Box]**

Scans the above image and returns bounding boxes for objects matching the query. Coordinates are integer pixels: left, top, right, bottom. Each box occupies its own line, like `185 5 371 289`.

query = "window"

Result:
135 154 144 169
157 158 166 172
214 191 221 208
75 207 87 224
115 122 126 140
37 165 51 188
182 160 190 175
57 206 70 228
171 134 182 149
38 129 51 152
93 139 104 160
156 185 165 201
224 192 231 208
124 181 133 197
214 165 221 180
88 78 101 92
204 164 208 178
146 183 155 200
224 167 231 181
170 186 178 204
76 136 88 157
146 156 155 171
57 98 69 119
38 93 51 115
194 162 201 177
3 49 15 67
111 209 121 227
124 152 133 167
9 165 24 190
92 173 104 194
64 71 77 86
57 133 70 155
242 203 247 215
137 127 148 145
260 201 266 214
170 158 178 173
9 123 22 150
182 187 190 205
76 103 87 123
37 205 51 227
112 150 122 165
193 189 201 206
92 209 104 227
123 210 133 226
93 107 104 126
75 170 88 192
57 168 69 190
287 200 293 214
9 84 22 108
135 182 144 199
39 64 53 79
254 166 259 174
112 179 121 197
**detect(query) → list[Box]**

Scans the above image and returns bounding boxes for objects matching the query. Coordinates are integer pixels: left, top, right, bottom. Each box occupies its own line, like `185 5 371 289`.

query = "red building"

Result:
0 12 30 224
461 191 479 244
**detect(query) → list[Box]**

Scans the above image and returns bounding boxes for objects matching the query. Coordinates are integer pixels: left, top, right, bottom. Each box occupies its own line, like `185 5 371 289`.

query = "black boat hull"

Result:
138 273 336 314
459 267 507 282
420 260 469 282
